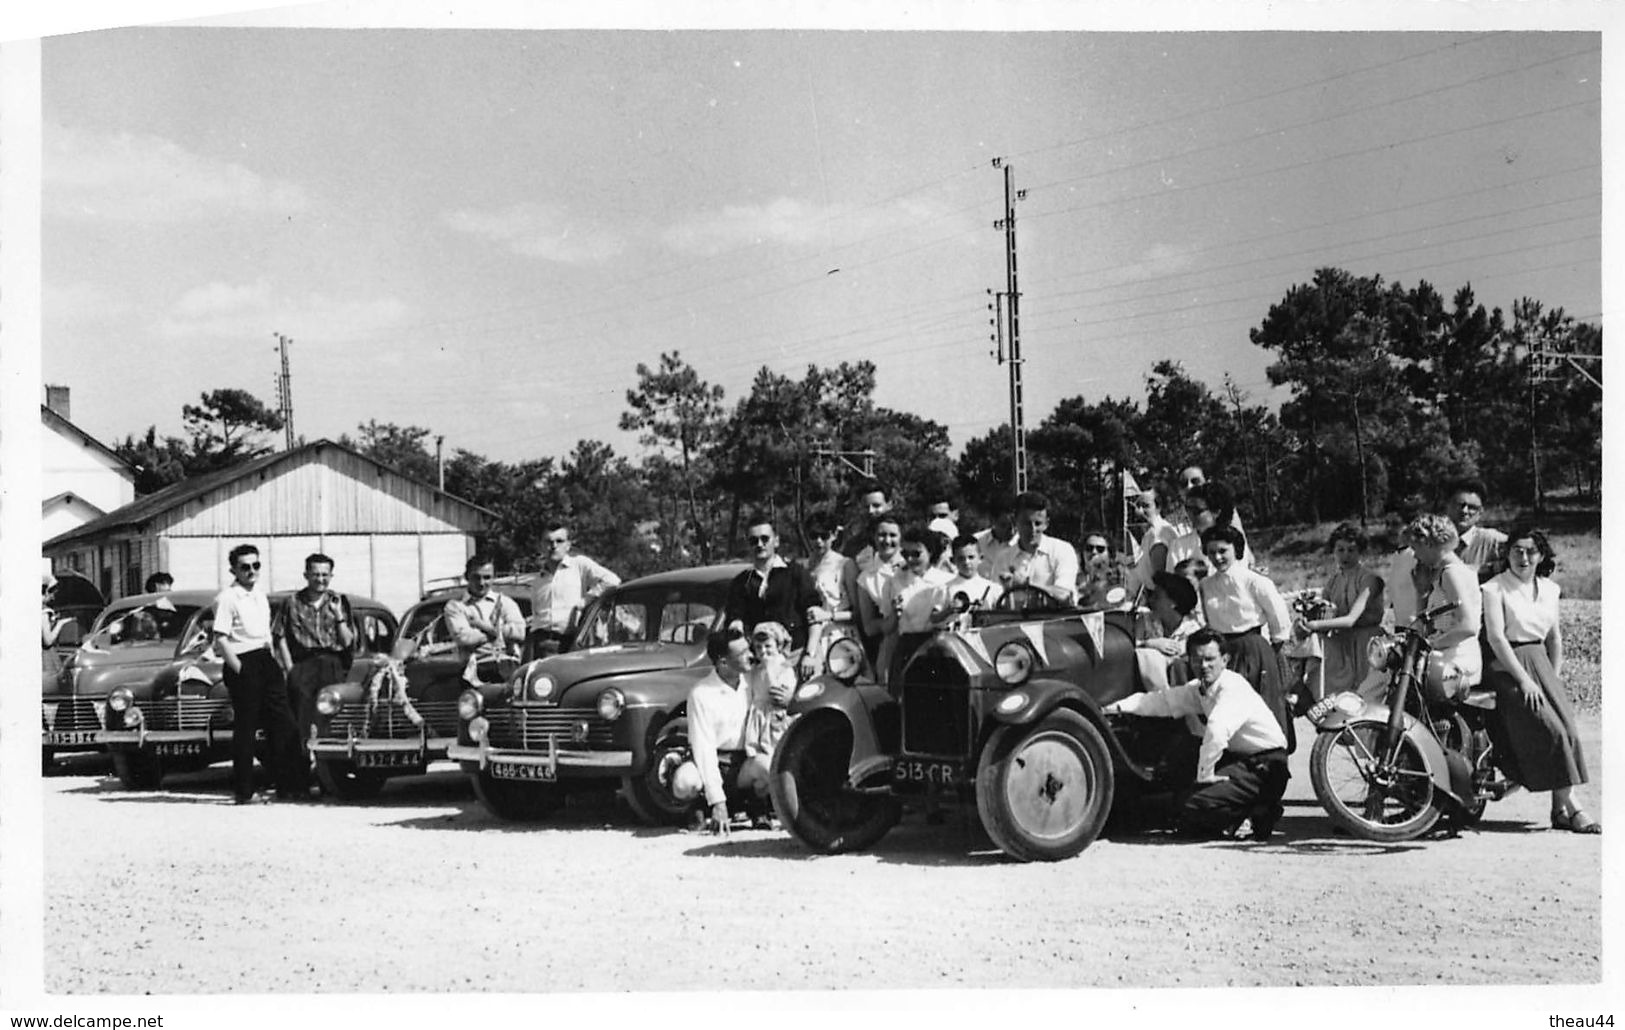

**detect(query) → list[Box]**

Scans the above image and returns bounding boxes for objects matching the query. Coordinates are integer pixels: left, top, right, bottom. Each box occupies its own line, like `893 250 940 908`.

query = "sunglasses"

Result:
237 562 261 571
900 549 924 559
1084 544 1109 553
748 535 774 544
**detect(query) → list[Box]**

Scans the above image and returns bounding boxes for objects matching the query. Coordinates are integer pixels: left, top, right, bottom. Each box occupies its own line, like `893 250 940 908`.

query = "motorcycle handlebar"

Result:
1420 600 1458 622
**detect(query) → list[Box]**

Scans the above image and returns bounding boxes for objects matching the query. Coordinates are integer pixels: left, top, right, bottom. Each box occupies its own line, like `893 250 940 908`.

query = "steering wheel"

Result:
991 584 1070 614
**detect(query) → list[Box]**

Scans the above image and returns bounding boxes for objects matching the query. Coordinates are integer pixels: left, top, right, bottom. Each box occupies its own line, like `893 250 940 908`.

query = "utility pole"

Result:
273 333 295 450
435 435 446 491
990 157 1027 494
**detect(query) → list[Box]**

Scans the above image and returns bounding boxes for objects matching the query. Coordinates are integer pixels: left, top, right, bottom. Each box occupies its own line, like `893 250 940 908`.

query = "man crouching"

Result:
1104 627 1290 841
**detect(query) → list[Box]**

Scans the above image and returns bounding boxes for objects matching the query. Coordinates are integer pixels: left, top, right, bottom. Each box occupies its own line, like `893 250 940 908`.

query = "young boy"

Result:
944 534 999 614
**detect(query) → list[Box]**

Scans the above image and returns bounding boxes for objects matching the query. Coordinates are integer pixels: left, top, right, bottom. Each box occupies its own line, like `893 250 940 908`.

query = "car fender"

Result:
1317 703 1456 796
986 677 1155 782
783 679 897 789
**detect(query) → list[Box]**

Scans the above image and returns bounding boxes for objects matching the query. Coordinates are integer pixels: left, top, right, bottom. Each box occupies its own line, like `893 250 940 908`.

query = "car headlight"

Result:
994 641 1034 684
825 637 865 681
529 673 556 702
468 716 489 744
107 688 132 713
314 687 341 717
596 687 625 721
125 705 143 726
457 689 484 721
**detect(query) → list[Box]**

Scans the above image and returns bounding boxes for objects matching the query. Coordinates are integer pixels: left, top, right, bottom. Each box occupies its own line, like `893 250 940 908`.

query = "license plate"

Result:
356 751 422 769
892 758 961 785
45 731 98 746
154 741 204 756
489 760 556 782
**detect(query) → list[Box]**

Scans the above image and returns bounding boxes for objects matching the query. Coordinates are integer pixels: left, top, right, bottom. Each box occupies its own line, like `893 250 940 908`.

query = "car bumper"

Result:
309 736 453 762
42 730 103 750
446 738 635 777
97 727 230 756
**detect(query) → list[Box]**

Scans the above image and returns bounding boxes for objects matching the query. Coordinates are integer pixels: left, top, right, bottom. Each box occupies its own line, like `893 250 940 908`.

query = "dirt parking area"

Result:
43 714 1602 994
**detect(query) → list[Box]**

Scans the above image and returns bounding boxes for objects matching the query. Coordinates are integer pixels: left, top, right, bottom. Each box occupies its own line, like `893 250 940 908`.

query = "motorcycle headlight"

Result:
107 688 132 713
468 716 489 744
994 641 1034 685
1366 635 1397 671
314 687 341 717
596 687 625 722
824 638 865 682
458 689 484 721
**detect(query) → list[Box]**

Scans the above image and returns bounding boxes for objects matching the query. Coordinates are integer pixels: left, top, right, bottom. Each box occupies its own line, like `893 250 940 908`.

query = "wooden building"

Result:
44 439 494 614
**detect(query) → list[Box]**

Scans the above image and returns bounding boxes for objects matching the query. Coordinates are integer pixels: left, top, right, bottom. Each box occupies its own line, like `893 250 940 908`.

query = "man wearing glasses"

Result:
724 515 826 676
214 544 306 804
528 523 621 655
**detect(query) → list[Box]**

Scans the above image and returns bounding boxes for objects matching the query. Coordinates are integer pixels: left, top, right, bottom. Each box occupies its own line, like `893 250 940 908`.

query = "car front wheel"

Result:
771 712 900 854
315 759 388 802
621 718 694 827
111 750 165 790
975 709 1113 862
471 769 565 822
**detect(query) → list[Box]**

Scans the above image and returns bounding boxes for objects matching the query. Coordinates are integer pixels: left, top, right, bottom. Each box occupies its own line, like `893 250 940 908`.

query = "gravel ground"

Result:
43 710 1603 995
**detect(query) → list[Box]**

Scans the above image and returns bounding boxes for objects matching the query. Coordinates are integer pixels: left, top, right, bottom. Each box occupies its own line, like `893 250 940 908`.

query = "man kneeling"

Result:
1105 627 1290 841
669 629 772 835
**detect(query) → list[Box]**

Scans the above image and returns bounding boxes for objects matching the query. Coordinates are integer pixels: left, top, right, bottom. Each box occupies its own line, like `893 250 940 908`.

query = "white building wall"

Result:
41 422 134 517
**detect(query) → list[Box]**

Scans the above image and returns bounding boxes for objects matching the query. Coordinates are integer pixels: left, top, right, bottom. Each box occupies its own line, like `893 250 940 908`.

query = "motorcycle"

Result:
1305 600 1513 841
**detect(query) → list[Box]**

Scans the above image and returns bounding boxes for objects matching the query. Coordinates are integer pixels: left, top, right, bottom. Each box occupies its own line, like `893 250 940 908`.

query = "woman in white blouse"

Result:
1406 514 1482 690
1197 524 1294 749
1481 526 1598 834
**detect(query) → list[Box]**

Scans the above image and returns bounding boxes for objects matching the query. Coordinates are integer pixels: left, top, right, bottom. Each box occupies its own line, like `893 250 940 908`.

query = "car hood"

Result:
47 643 178 697
542 642 701 689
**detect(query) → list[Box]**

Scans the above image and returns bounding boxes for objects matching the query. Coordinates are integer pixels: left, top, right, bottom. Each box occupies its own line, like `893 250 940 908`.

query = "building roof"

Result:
41 405 136 478
44 438 496 549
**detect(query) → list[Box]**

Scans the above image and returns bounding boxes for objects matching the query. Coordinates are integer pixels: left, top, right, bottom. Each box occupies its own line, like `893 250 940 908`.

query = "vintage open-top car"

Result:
96 591 396 790
306 580 532 800
770 586 1196 862
447 564 745 824
44 589 202 770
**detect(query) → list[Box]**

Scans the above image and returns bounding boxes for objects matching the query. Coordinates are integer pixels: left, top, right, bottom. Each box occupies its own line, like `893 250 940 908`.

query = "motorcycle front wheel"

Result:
1310 720 1440 841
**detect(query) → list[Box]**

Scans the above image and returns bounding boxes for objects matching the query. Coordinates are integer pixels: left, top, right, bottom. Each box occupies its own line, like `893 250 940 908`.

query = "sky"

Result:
35 9 1604 469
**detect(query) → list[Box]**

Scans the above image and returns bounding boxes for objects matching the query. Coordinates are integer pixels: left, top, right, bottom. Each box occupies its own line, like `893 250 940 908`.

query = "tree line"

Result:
114 266 1601 573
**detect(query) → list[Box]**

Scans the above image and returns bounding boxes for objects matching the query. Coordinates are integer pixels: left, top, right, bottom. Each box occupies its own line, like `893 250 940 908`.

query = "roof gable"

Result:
41 406 136 479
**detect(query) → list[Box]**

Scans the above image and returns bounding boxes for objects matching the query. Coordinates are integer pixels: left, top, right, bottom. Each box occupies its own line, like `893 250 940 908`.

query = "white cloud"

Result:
442 202 625 264
45 126 307 223
661 196 971 257
156 280 408 344
43 281 133 328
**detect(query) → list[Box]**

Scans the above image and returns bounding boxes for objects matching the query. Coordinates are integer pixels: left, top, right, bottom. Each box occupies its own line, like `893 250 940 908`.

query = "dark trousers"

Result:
223 649 305 800
1177 748 1290 837
286 651 347 739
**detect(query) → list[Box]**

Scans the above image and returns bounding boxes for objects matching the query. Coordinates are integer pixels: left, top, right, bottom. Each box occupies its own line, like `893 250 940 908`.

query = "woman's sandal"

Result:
1552 808 1603 834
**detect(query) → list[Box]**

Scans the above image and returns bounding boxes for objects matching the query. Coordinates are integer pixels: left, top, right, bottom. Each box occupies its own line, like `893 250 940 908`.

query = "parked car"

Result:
44 590 204 771
447 564 745 824
306 580 533 800
770 586 1197 862
96 591 396 790
43 570 106 669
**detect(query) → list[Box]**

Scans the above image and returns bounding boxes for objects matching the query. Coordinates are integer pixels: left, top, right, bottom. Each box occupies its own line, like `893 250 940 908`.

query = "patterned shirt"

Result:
272 590 353 656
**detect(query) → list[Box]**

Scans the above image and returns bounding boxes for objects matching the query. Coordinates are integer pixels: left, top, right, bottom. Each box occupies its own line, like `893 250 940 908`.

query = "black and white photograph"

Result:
2 1 1617 1025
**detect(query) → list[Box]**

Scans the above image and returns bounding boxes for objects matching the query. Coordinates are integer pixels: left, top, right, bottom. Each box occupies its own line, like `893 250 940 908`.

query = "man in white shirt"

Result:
1105 628 1291 840
214 543 306 804
669 630 757 835
444 554 527 687
989 490 1080 604
529 524 621 654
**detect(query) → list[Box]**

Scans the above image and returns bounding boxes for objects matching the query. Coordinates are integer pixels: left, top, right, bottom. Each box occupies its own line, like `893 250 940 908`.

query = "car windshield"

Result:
576 583 726 648
87 601 200 649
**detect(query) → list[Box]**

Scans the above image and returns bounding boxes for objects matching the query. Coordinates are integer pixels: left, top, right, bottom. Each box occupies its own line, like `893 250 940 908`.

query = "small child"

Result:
944 535 999 615
744 621 796 761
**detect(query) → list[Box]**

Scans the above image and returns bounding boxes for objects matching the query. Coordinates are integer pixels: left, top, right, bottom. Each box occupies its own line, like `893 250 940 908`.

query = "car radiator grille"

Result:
43 698 102 733
900 653 971 757
136 698 234 731
325 700 461 740
485 708 616 750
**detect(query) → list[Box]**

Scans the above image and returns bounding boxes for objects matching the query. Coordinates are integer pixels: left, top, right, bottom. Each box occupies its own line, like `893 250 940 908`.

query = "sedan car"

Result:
44 590 206 771
306 581 532 800
447 564 745 824
97 592 396 790
771 586 1198 862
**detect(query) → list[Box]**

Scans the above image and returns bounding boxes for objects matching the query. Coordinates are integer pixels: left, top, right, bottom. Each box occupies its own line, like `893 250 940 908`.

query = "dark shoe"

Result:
750 813 779 831
1553 808 1602 834
1250 802 1284 841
